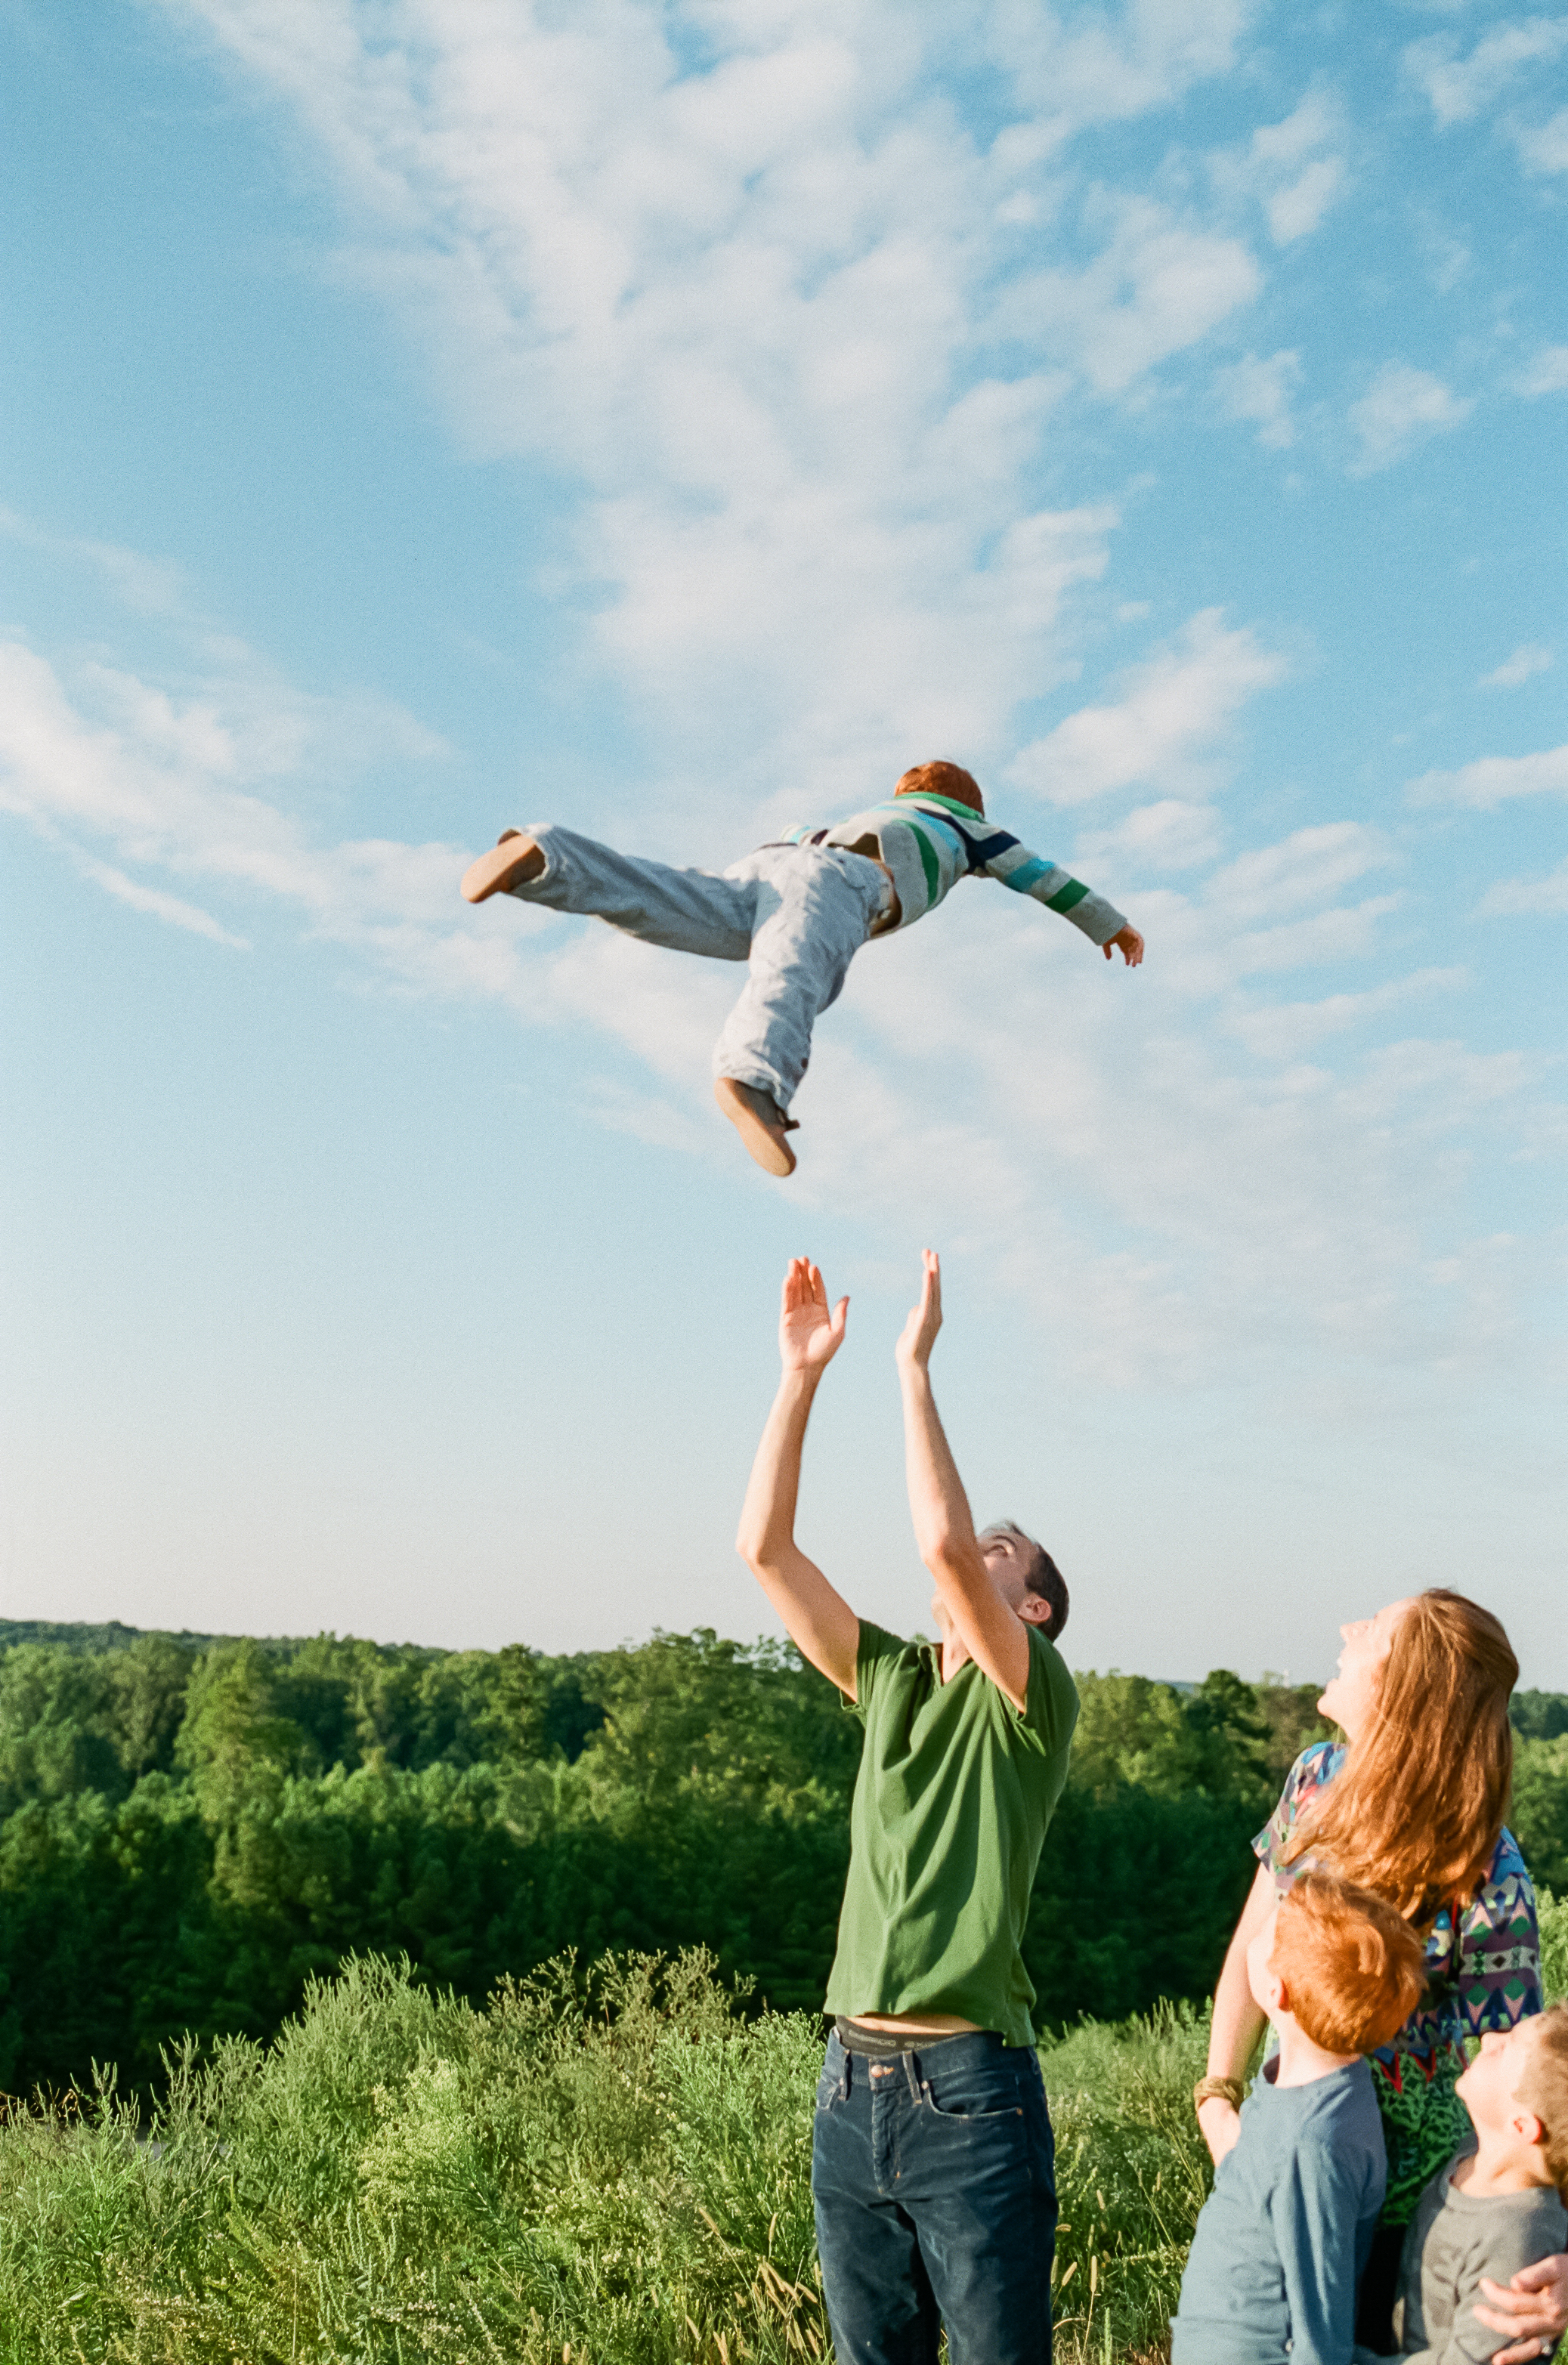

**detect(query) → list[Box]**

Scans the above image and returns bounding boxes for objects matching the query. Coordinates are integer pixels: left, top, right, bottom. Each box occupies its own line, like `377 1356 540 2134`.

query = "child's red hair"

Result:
1273 1872 1427 2054
894 761 984 815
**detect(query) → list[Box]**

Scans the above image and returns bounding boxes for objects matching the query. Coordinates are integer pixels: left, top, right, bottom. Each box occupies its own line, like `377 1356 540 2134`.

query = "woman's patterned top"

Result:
1254 1742 1542 2064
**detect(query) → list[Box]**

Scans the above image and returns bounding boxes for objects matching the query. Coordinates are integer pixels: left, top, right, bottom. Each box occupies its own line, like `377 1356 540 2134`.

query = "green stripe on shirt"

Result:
900 815 943 907
1046 878 1090 913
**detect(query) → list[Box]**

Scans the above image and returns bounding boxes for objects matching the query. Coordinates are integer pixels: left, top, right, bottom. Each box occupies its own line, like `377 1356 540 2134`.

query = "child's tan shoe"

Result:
461 830 546 904
715 1077 798 1178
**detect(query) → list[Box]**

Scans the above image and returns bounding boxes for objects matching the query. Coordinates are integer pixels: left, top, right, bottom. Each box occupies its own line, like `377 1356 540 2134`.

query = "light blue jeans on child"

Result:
511 824 889 1111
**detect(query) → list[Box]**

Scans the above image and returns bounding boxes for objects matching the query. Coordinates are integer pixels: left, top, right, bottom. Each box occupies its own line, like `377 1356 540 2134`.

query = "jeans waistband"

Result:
834 2015 985 2060
829 2023 1013 2073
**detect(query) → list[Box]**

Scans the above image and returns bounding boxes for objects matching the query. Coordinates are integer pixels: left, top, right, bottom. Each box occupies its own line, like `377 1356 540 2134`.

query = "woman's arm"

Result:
1389 2203 1568 2365
1472 2255 1568 2364
1197 1862 1276 2166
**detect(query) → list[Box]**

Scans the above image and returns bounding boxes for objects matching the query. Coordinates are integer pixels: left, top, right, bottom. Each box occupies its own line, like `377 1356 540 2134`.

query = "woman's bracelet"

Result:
1192 2076 1246 2116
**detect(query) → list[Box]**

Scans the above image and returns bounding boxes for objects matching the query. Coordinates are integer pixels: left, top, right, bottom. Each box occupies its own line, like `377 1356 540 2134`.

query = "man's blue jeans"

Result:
811 2030 1058 2365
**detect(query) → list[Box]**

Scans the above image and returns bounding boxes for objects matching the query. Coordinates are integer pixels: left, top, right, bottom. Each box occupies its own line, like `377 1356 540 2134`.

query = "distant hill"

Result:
0 1615 447 1660
2 1621 1563 1734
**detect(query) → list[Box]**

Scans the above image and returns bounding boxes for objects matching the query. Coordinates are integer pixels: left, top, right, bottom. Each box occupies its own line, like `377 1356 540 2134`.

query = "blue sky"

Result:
2 0 1564 1685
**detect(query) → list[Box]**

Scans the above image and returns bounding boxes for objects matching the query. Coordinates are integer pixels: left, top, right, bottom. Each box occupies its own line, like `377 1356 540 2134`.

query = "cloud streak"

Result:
1349 363 1473 474
1407 743 1568 808
1007 609 1288 804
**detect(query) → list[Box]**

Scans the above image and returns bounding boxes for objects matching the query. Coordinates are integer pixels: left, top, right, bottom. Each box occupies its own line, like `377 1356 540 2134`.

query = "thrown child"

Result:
1362 2002 1568 2364
1172 1872 1427 2365
459 759 1143 1177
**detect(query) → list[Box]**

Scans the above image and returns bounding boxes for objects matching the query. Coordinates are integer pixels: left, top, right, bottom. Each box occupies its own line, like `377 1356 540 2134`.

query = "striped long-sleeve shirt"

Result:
776 791 1127 947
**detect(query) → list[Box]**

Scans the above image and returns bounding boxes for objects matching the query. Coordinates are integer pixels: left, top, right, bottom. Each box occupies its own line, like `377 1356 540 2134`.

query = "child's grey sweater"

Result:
1171 2056 1386 2365
1373 2138 1567 2364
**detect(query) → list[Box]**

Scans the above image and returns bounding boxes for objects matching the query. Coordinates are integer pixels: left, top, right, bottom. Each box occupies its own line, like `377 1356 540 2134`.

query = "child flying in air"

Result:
459 760 1143 1178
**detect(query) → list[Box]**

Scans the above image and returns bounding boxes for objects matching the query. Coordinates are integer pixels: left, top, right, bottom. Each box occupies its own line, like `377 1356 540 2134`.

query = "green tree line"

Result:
1 1618 1564 2101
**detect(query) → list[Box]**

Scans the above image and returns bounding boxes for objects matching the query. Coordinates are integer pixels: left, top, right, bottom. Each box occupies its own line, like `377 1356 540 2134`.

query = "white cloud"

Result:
1480 858 1568 916
1478 644 1554 689
1208 88 1347 248
1406 743 1568 807
1348 363 1474 474
999 193 1261 396
790 889 1536 1387
1074 798 1223 877
1206 821 1393 920
0 639 463 954
0 508 190 619
1404 19 1568 127
75 856 252 949
993 0 1265 138
1267 155 1347 245
1514 104 1568 170
1229 895 1402 975
1223 969 1467 1061
1515 345 1568 396
136 2 1270 795
1215 348 1302 447
1007 609 1288 803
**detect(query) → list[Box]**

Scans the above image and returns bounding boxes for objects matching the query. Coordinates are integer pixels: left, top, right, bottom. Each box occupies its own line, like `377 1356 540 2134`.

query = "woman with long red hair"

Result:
1195 1591 1567 2358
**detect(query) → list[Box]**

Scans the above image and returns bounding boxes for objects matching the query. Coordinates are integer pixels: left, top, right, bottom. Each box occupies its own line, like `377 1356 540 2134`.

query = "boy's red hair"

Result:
1273 1872 1427 2054
894 761 984 815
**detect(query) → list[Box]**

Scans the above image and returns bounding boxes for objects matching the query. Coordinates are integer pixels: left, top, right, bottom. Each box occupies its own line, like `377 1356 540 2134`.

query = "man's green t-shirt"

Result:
823 1619 1079 2049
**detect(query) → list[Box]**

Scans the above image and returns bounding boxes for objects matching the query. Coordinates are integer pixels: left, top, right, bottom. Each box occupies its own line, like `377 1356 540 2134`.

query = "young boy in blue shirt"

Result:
1173 1872 1427 2365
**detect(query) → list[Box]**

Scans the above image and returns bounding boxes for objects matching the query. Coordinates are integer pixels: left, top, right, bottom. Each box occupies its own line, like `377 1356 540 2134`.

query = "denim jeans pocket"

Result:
815 2053 849 2113
920 2058 1028 2122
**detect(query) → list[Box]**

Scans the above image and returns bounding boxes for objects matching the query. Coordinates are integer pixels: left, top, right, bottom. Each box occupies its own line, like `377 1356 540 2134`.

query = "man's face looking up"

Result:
930 1526 1052 1639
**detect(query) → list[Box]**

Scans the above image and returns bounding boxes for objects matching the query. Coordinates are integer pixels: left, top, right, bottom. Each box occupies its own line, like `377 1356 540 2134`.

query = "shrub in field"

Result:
1540 1886 1567 2004
0 1948 1211 2364
0 1951 831 2365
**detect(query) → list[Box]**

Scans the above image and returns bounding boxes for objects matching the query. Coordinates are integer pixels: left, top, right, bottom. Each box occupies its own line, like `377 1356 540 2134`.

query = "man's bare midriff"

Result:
849 2011 982 2036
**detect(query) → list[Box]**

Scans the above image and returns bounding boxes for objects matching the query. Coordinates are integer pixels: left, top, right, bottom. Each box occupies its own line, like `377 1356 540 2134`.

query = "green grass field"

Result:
3 1894 1563 2365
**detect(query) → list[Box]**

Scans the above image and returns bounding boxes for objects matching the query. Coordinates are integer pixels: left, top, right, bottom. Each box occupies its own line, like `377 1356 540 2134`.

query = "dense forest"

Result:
2 1616 1565 2101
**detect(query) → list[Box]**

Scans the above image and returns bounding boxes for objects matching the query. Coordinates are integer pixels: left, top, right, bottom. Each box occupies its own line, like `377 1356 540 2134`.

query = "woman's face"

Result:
1317 1597 1415 1740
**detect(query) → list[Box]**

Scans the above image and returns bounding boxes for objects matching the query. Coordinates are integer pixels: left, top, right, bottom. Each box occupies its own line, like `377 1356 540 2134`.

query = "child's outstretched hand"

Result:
779 1257 848 1378
1105 925 1145 966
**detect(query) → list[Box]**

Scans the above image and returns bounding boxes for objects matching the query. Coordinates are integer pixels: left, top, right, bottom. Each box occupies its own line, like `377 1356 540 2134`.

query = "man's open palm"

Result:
896 1248 943 1370
779 1257 849 1375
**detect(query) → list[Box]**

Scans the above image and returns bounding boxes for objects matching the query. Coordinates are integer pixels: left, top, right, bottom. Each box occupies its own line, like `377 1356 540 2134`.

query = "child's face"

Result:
1457 2019 1545 2139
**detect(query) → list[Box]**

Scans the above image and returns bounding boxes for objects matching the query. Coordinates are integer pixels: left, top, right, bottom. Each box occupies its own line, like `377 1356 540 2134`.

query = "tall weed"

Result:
0 1949 1206 2363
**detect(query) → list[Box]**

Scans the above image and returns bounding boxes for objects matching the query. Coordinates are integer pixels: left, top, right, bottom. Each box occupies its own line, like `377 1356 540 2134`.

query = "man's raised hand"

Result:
1104 924 1144 966
779 1257 849 1377
895 1248 944 1374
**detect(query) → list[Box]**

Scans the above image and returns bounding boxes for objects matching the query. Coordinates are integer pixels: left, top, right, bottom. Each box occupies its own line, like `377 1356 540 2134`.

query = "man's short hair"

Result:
989 1520 1069 1640
1271 1872 1427 2055
894 760 984 815
1516 2004 1568 2197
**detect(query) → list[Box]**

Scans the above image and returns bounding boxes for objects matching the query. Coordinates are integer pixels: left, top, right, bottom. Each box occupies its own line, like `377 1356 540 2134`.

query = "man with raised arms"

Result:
736 1249 1078 2365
